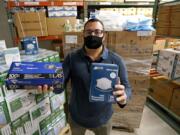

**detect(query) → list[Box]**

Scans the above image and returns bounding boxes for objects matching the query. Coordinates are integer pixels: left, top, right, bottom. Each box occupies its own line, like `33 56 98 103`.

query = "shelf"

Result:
14 35 62 45
87 1 154 8
7 1 83 9
146 95 180 133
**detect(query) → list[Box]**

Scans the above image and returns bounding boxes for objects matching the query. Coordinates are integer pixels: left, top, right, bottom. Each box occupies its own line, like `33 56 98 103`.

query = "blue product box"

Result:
6 62 64 91
21 36 39 55
89 63 118 103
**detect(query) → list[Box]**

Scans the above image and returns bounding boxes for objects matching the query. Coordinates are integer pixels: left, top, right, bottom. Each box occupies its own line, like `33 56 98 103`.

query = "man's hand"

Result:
113 78 127 105
37 85 54 94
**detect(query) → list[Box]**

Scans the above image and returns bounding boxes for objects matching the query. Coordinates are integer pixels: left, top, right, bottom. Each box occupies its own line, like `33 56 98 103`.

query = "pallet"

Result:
112 125 134 133
59 124 71 135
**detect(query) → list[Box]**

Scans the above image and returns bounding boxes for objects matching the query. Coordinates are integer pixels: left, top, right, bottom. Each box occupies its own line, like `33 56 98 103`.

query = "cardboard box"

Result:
157 49 180 80
114 31 155 58
47 17 76 35
5 91 36 121
157 13 170 22
158 5 171 14
112 101 145 128
62 31 83 57
62 32 83 48
156 27 169 36
169 88 180 116
149 76 180 108
171 12 180 27
153 39 166 52
14 12 48 38
169 27 180 37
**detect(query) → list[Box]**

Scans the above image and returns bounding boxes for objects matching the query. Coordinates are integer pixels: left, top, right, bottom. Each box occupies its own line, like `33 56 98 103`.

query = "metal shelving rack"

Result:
5 1 84 46
149 1 180 133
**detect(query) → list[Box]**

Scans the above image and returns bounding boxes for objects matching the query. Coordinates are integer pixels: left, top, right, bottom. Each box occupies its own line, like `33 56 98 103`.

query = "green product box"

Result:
21 112 32 135
48 55 55 62
39 116 52 135
32 130 40 135
54 54 60 62
35 93 49 104
42 57 49 62
11 118 24 135
50 91 65 112
0 124 12 135
30 97 51 126
6 92 36 121
0 87 4 101
0 99 11 126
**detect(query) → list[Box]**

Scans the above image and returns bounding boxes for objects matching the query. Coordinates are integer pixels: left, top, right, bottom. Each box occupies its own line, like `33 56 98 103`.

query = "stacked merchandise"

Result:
149 75 180 117
156 2 180 36
14 11 48 38
0 49 67 135
106 31 155 128
46 6 78 36
156 49 180 81
13 6 80 37
62 32 84 57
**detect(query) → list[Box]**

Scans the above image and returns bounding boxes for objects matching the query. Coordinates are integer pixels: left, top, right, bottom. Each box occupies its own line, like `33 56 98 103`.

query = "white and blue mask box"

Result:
89 63 118 103
21 36 39 55
6 62 64 90
0 40 6 57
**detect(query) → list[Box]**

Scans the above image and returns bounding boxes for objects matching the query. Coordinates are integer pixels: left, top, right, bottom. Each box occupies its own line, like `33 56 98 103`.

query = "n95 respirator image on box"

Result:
89 63 119 103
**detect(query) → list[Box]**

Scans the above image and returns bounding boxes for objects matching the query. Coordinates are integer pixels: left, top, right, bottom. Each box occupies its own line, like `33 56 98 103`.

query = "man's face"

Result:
84 22 104 38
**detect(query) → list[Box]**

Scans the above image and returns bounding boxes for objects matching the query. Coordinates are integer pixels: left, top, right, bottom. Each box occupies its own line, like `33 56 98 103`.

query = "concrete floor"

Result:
85 106 178 135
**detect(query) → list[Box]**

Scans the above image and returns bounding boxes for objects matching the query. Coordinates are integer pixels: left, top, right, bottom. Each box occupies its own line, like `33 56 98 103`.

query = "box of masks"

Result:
6 62 64 91
89 63 118 103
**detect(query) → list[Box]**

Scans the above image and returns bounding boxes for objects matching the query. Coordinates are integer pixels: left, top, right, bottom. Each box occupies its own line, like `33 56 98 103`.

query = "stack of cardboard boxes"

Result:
149 76 180 116
0 49 67 135
14 10 78 38
106 31 155 128
156 3 180 37
14 12 48 38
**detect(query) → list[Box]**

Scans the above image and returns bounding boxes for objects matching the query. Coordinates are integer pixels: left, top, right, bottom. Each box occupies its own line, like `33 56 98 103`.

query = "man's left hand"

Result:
113 79 127 105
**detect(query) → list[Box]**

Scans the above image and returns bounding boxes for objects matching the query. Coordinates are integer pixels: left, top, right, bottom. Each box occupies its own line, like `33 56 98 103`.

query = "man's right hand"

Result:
37 84 54 94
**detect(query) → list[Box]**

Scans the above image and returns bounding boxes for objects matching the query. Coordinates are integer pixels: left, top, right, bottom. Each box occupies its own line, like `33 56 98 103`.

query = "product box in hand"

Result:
6 62 64 90
21 36 39 55
89 63 118 103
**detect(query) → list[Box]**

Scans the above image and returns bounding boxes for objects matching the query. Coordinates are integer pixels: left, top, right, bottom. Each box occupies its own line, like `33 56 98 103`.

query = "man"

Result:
39 18 131 135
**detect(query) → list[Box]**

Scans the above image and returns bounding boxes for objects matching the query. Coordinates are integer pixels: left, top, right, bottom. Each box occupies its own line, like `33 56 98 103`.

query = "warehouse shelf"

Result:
146 95 180 133
7 1 83 9
87 1 154 8
13 35 62 46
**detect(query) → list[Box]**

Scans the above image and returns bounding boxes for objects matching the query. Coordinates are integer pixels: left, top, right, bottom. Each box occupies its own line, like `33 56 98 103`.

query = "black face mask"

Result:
84 36 103 49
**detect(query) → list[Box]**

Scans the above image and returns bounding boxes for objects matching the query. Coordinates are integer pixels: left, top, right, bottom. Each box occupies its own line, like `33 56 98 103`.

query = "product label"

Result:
89 63 118 103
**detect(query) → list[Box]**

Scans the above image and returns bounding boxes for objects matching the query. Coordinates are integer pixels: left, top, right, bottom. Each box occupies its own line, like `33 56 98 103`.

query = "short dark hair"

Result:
84 18 104 30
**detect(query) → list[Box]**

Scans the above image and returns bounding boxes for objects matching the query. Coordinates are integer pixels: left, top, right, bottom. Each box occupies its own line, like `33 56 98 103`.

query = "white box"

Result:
5 91 36 121
29 97 51 128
